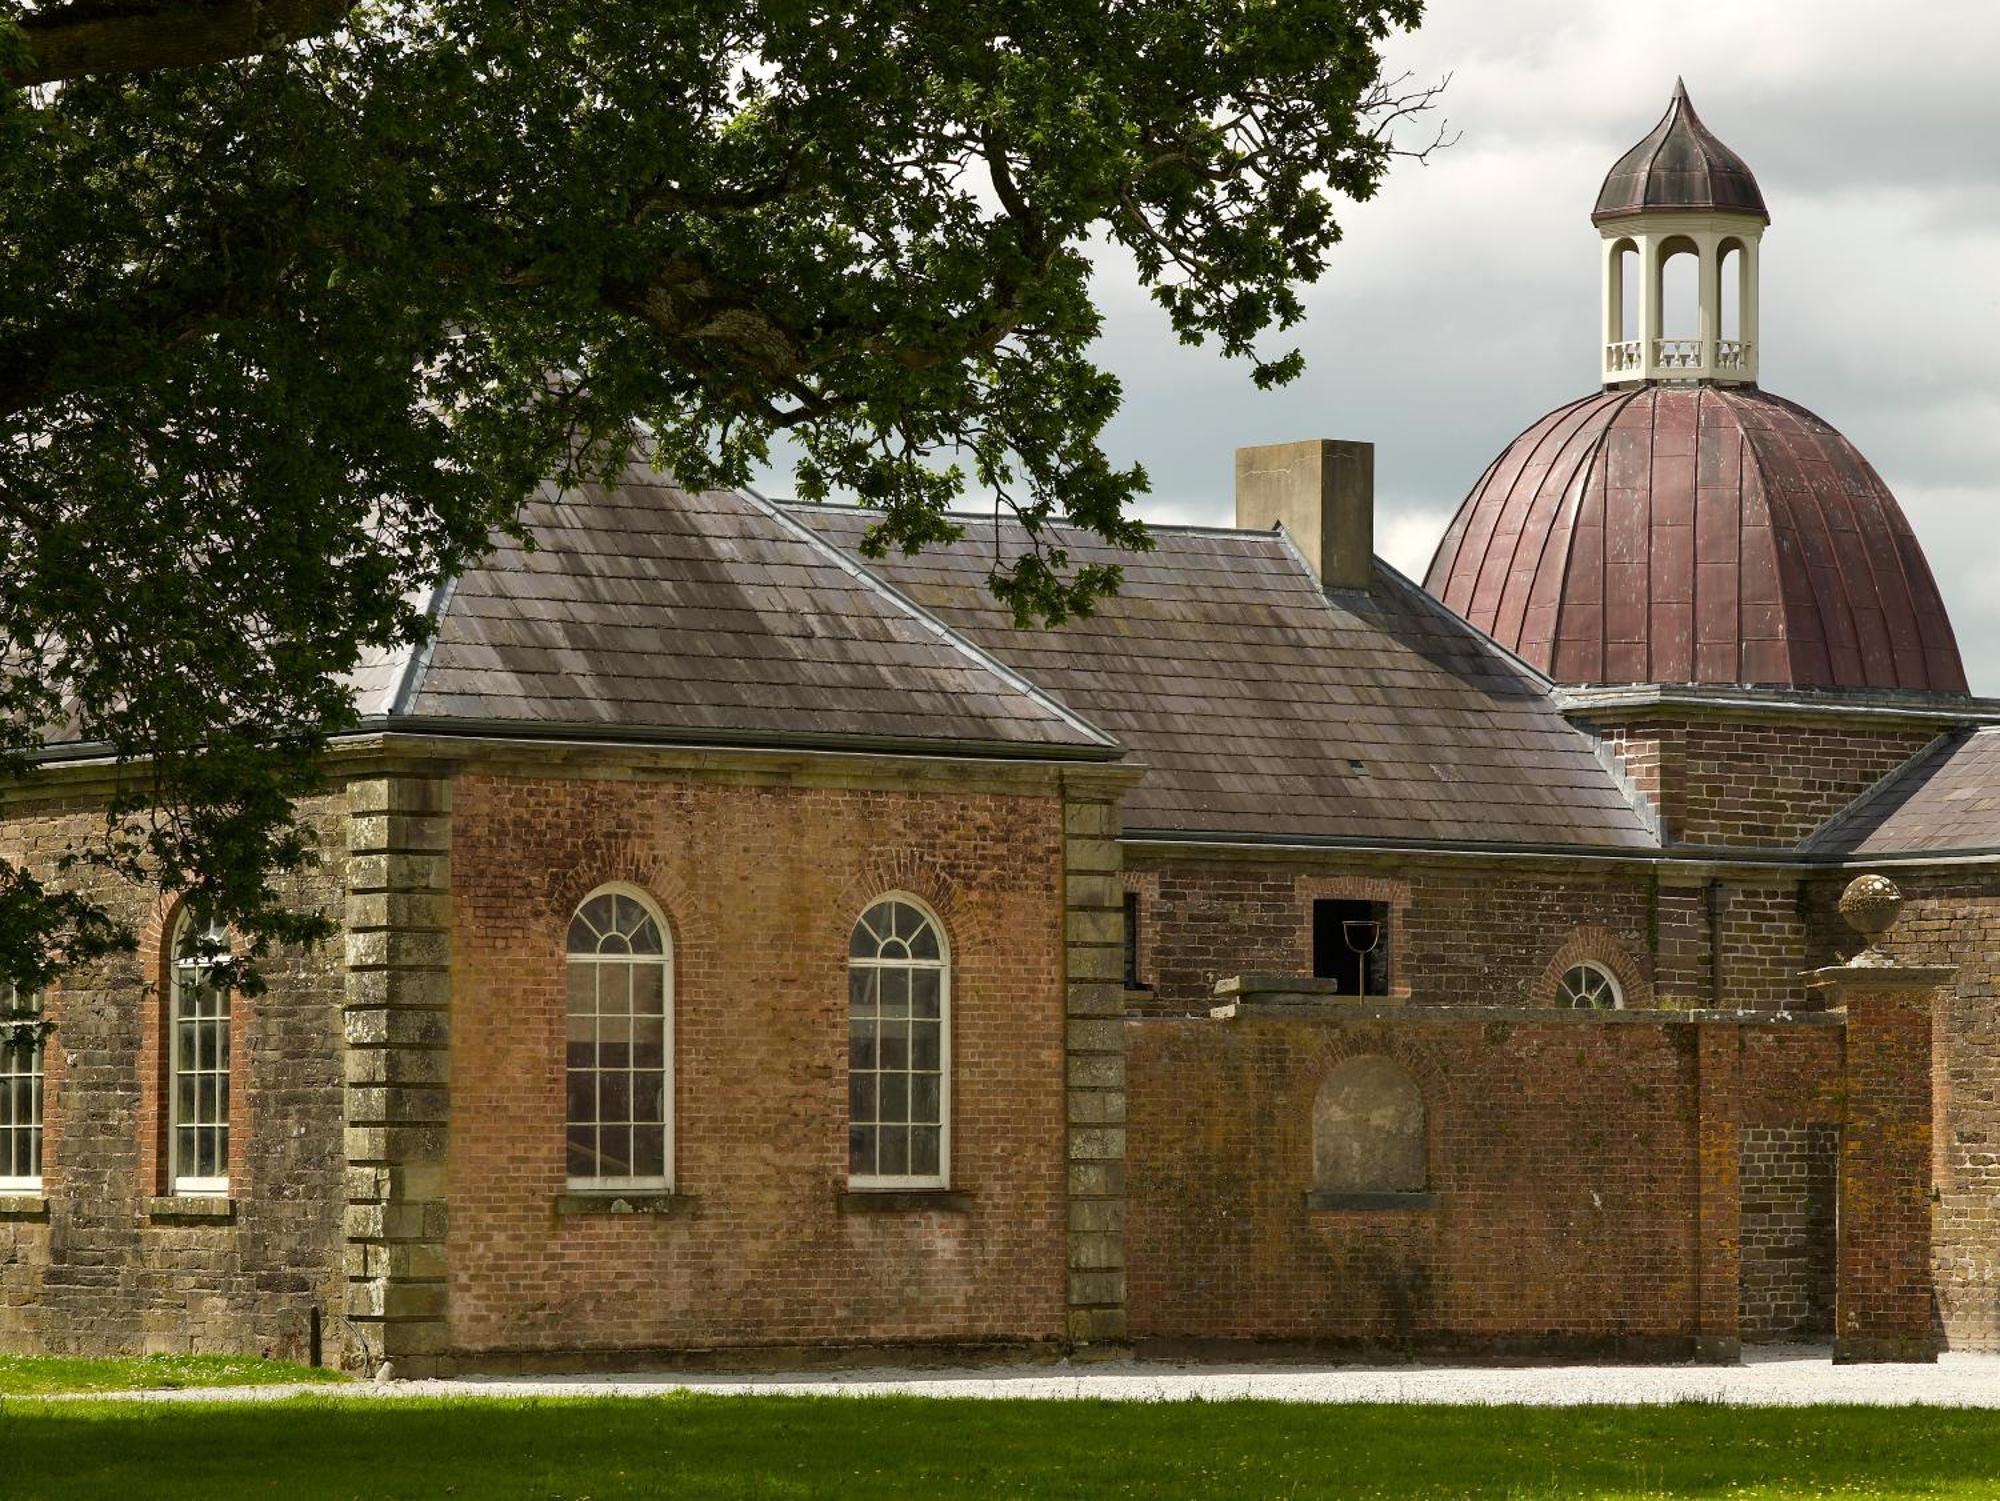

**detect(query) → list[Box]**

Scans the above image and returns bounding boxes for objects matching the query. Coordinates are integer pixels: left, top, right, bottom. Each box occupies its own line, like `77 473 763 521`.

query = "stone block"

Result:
347 853 449 896
1066 909 1123 947
1067 1270 1125 1307
344 1047 451 1087
1067 1232 1124 1271
1067 1088 1126 1126
1067 1054 1125 1089
1066 1127 1126 1162
1069 1197 1124 1234
343 1006 451 1049
1065 982 1125 1019
1066 1019 1124 1054
344 1085 451 1127
1068 1160 1125 1198
1062 838 1120 876
346 892 453 932
344 1124 449 1166
347 813 452 857
1066 944 1124 982
345 928 451 972
1063 801 1119 838
342 969 452 1012
1065 874 1122 910
347 777 452 817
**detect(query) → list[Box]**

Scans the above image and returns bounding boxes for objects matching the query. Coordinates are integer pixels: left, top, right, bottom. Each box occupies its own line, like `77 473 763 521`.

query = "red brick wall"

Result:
1125 1010 1843 1350
446 772 1069 1356
1126 857 1658 1016
1822 876 2000 1350
1597 718 1936 848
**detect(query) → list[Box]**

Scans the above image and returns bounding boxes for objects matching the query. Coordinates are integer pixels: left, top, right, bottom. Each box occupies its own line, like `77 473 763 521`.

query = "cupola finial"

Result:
1596 83 1767 388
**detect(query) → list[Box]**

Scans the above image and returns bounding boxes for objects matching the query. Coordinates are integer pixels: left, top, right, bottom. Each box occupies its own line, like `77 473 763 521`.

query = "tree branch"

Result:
4 0 358 87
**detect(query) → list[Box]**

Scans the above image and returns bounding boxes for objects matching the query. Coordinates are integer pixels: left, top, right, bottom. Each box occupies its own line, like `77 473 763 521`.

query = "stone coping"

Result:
0 1192 49 1219
1204 996 1843 1028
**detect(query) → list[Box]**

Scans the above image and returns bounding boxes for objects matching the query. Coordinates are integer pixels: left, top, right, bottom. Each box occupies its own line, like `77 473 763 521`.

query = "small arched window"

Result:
565 887 672 1189
0 982 45 1192
1556 962 1623 1010
847 896 948 1188
169 910 232 1195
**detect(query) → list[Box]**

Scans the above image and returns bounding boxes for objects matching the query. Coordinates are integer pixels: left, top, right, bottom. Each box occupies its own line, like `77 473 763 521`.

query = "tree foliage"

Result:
0 0 1442 989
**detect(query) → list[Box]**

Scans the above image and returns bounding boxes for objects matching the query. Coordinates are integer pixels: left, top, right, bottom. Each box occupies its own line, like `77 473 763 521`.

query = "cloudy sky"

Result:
1086 1 2000 691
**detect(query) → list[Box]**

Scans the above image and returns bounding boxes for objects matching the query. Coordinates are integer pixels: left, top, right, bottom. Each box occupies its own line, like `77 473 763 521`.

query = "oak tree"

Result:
0 0 1442 987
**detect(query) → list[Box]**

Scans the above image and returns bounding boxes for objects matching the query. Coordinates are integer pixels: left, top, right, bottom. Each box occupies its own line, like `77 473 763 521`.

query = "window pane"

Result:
848 969 876 1015
598 966 631 1015
879 970 910 1017
566 1070 595 1125
598 1127 632 1177
849 1072 876 1123
632 1127 666 1179
910 1126 940 1178
566 1126 596 1179
908 924 940 962
879 1023 909 1072
877 1127 909 1177
195 1127 217 1178
634 1074 664 1123
631 1038 664 1072
631 964 665 1015
850 904 888 959
567 963 596 1014
912 1074 941 1126
849 1124 875 1177
912 1022 941 1072
600 1071 629 1124
175 1072 196 1128
878 1073 908 1124
912 970 940 1017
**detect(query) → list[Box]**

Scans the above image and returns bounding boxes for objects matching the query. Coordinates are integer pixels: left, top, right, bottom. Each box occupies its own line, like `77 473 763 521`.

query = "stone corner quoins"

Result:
342 774 453 1370
1063 788 1128 1347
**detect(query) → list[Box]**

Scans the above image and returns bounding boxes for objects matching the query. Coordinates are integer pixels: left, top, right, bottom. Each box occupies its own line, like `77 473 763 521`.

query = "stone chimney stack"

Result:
1234 439 1375 591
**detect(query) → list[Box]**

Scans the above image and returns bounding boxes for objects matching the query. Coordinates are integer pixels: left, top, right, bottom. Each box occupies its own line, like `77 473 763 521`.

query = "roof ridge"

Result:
737 485 1121 751
779 496 1286 545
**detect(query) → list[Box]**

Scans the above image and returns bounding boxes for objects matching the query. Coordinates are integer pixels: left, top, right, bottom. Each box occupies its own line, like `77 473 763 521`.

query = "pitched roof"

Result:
790 505 1656 849
1805 729 2000 857
383 474 1116 756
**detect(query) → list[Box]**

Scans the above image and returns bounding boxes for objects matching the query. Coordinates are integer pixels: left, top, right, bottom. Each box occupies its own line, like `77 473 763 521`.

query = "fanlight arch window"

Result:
1556 961 1623 1011
847 896 949 1188
0 982 46 1192
169 910 232 1194
565 887 673 1190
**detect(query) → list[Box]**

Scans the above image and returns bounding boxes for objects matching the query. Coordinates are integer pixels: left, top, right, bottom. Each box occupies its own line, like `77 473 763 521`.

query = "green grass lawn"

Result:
2 1394 1998 1499
0 1353 343 1397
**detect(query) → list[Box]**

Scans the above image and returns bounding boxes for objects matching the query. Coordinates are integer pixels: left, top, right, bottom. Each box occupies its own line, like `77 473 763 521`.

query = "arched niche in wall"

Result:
1307 1055 1437 1211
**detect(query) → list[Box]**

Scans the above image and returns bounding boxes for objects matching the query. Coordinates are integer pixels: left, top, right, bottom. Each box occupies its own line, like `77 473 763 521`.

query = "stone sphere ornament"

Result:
1838 874 1903 964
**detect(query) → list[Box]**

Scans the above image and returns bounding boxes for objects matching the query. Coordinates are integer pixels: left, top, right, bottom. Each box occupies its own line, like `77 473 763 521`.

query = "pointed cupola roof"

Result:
1592 79 1768 224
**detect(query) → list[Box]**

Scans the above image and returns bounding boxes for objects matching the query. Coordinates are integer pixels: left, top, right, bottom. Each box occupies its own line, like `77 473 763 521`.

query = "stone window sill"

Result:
147 1195 237 1222
556 1191 693 1217
1304 1190 1439 1212
839 1189 973 1214
0 1192 49 1219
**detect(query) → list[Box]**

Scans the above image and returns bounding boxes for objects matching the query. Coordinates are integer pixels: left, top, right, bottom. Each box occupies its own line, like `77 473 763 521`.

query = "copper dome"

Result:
1423 386 1966 693
1593 80 1768 224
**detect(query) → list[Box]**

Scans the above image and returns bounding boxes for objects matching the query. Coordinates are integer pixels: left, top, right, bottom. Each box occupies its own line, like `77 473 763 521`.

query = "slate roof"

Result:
790 505 1656 849
1805 730 2000 857
381 473 1115 756
1594 80 1768 224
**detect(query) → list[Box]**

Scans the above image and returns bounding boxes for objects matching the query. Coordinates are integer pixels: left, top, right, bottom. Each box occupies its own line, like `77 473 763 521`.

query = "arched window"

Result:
169 910 232 1195
565 887 672 1189
847 896 948 1188
0 982 45 1192
1556 962 1623 1010
1312 1055 1426 1198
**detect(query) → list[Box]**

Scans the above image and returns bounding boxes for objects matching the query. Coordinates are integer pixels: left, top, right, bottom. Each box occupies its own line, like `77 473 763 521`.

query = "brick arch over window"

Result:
839 849 962 925
1313 1055 1427 1194
544 847 700 954
1536 926 1653 1009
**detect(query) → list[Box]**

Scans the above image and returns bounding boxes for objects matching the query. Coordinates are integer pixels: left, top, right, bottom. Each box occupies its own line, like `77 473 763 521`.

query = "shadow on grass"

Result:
5 1393 2000 1499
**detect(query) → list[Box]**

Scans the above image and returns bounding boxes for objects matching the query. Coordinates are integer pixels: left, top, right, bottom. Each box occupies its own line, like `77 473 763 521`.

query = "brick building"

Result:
2 86 1994 1372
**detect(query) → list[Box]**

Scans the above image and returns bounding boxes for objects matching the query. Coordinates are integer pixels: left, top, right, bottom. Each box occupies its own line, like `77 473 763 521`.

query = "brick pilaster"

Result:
342 775 452 1375
1061 778 1127 1348
1694 1025 1742 1361
1814 963 1947 1363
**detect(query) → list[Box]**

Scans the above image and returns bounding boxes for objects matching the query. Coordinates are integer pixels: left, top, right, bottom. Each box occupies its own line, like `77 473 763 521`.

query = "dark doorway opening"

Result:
1312 899 1390 996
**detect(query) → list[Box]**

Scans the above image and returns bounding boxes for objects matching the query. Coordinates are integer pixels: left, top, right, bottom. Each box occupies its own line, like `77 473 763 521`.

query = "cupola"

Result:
1596 81 1767 387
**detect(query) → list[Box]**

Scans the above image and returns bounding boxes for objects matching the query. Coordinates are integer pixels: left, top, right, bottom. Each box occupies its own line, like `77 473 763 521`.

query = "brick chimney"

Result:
1234 439 1375 591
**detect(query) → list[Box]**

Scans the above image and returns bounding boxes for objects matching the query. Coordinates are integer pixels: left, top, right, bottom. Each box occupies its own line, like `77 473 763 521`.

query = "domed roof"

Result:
1423 386 1966 693
1593 80 1768 224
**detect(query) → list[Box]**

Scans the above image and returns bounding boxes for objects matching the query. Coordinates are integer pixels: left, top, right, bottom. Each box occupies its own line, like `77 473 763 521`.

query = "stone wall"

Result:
1125 1004 1846 1353
1818 876 2000 1350
443 766 1079 1360
0 787 348 1361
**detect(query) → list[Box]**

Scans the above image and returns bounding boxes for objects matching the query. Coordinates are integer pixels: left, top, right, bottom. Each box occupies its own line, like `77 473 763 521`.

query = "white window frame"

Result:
564 883 674 1193
168 910 232 1196
847 892 951 1191
1556 960 1624 1011
0 981 44 1193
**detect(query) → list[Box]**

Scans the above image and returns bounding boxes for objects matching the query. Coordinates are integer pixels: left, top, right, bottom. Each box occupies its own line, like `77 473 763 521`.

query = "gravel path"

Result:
51 1346 2000 1407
